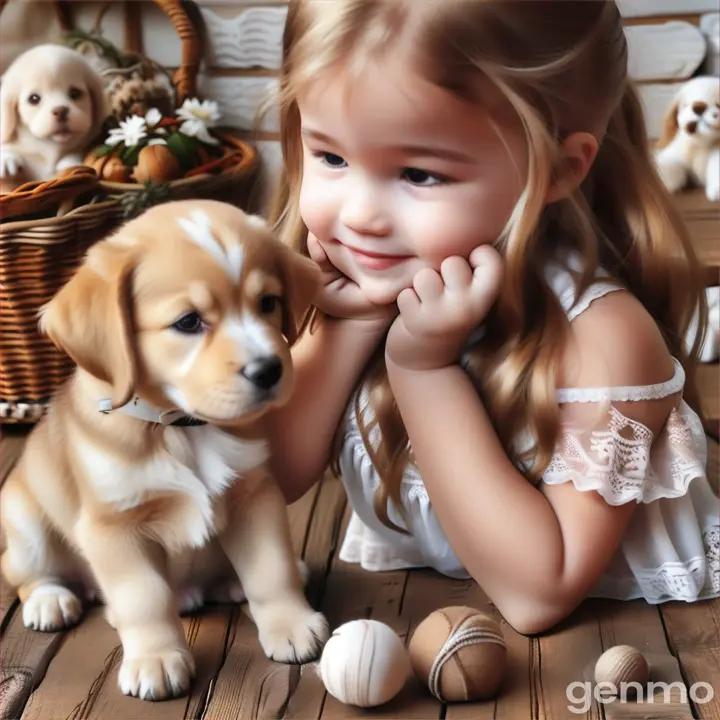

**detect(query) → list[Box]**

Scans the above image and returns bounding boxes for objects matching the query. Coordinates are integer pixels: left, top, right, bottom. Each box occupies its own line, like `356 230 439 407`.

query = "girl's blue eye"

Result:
321 152 347 168
402 168 443 186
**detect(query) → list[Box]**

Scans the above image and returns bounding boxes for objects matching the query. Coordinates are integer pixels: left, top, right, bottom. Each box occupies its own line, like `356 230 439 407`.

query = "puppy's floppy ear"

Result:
0 73 20 144
278 246 321 346
41 239 138 409
82 62 110 141
656 97 680 150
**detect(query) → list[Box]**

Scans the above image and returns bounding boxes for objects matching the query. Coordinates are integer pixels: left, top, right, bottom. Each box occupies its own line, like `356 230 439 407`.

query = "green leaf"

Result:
94 144 115 158
166 132 198 172
121 145 141 167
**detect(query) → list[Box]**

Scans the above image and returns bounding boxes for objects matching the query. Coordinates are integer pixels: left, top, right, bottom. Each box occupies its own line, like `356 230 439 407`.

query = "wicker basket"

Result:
0 0 258 423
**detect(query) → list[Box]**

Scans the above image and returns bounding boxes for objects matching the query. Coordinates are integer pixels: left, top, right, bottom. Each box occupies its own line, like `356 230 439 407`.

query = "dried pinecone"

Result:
108 74 174 120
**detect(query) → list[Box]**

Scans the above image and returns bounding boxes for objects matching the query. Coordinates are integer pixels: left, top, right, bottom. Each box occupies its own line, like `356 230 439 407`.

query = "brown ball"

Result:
594 645 649 693
133 144 182 184
408 606 507 702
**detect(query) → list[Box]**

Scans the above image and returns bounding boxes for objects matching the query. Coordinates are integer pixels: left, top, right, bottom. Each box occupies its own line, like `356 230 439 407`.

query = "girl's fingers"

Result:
307 233 333 270
397 287 421 317
413 267 444 301
441 256 473 291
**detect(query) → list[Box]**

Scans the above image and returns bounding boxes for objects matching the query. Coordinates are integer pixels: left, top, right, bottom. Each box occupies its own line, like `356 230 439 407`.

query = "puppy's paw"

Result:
0 147 24 178
23 583 83 632
255 602 329 664
55 153 84 173
118 648 195 701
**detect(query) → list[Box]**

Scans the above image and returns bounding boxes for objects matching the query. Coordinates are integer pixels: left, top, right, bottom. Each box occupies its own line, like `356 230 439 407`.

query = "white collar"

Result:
97 395 203 426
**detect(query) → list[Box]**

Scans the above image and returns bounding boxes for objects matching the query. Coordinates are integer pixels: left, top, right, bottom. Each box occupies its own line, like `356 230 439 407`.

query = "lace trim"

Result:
566 283 622 321
556 358 685 404
633 525 720 603
543 403 707 505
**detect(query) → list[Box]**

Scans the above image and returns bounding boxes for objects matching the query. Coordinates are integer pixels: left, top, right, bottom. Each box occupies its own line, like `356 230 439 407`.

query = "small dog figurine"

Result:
0 200 329 701
0 44 108 192
654 75 720 202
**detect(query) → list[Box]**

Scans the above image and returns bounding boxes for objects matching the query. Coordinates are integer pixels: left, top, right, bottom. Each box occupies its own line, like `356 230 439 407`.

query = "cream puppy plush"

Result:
0 44 108 191
655 75 720 202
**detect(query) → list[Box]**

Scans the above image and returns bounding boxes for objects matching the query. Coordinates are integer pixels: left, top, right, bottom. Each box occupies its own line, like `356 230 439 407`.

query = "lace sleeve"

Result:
542 399 708 505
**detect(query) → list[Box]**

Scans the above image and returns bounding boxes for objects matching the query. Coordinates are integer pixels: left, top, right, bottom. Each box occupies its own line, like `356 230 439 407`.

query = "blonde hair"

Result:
269 0 707 532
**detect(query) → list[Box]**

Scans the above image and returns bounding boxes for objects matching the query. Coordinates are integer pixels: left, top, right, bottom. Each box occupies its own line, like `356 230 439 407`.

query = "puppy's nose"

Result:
241 356 283 391
53 106 69 121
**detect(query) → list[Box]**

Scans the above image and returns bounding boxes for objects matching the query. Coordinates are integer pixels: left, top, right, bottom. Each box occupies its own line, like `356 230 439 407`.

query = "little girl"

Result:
266 0 719 635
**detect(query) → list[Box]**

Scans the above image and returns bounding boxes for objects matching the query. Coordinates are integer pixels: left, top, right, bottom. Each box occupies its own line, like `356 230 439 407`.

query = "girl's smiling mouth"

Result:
336 241 412 270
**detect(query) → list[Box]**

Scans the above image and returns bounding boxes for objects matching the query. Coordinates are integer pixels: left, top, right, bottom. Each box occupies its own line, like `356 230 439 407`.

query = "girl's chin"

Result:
355 277 408 306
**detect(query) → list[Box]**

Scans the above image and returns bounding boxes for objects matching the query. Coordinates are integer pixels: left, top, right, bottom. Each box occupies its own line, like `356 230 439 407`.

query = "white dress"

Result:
336 264 720 605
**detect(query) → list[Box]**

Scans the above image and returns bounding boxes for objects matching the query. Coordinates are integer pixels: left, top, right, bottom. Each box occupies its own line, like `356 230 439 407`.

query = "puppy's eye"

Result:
259 295 280 314
172 312 205 334
68 86 84 101
27 93 41 105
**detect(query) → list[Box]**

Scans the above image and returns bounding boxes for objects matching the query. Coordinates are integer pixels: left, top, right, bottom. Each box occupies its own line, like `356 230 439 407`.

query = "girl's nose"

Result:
339 181 390 236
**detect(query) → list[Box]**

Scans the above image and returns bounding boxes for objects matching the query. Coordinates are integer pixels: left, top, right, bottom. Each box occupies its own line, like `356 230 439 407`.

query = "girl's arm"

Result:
387 290 677 635
267 316 388 503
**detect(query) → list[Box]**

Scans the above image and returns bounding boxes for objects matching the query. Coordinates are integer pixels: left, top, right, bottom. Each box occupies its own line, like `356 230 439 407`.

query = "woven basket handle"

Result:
47 0 203 103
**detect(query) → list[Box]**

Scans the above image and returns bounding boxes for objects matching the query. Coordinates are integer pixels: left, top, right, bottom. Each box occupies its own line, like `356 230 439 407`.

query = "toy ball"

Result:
594 645 649 692
408 606 507 702
318 619 411 707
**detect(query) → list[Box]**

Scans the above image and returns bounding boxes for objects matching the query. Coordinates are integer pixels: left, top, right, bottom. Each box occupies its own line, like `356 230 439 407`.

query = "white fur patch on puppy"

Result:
178 210 243 281
223 312 276 359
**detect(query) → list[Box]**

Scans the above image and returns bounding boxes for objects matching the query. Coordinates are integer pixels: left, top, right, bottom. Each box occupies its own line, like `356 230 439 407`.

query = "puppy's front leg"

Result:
219 471 329 663
75 516 194 701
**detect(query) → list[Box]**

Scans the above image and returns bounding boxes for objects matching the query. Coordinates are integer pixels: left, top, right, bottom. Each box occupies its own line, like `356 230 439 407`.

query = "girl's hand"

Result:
386 245 503 372
307 233 397 330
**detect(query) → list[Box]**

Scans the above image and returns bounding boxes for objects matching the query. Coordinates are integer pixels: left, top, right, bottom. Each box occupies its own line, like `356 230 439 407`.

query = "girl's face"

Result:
297 51 529 305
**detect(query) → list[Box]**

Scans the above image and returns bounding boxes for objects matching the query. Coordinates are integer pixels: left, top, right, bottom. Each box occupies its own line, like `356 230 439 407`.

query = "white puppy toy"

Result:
0 44 108 191
654 75 720 202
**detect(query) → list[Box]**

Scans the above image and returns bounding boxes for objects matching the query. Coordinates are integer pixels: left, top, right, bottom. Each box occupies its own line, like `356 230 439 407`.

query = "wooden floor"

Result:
0 428 718 720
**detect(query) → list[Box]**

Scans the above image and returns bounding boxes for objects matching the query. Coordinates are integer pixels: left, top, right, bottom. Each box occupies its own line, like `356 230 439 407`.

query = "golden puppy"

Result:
0 44 107 191
0 200 328 701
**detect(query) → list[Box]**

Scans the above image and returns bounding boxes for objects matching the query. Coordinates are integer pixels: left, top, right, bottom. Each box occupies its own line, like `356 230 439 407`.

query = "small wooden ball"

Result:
594 645 649 692
409 606 507 702
318 619 410 707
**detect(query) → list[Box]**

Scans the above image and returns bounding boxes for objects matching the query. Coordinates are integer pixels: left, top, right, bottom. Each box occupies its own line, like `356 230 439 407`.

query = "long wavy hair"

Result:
268 0 707 532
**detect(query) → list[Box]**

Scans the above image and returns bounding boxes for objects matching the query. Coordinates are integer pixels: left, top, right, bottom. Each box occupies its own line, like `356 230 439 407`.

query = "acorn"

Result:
84 149 109 176
132 144 182 184
100 155 130 182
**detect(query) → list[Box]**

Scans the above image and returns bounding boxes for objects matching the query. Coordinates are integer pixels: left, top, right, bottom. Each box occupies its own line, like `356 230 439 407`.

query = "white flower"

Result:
147 138 167 146
145 108 163 128
175 98 221 145
106 115 147 147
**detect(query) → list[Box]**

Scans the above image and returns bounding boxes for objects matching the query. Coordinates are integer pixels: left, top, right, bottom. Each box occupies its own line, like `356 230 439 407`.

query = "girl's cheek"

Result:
298 174 330 233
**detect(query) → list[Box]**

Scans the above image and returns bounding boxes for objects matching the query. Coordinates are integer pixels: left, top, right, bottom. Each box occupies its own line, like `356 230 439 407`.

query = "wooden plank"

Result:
676 189 720 270
598 600 693 719
697 365 719 422
0 604 66 720
200 475 339 720
677 648 720 719
0 433 26 632
625 22 706 81
534 602 604 720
